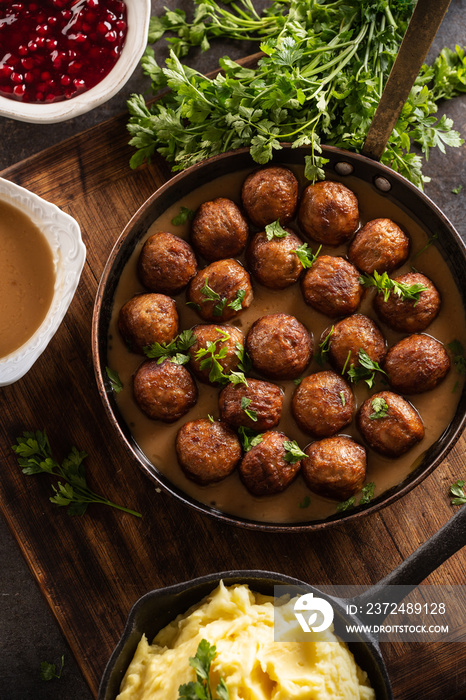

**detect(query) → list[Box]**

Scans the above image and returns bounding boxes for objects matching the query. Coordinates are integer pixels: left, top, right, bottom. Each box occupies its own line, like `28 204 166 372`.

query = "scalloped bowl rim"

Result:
0 177 86 385
0 0 151 124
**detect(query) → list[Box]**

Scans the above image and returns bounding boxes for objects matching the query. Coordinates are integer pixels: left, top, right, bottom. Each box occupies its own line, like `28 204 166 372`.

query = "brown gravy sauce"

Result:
0 199 55 358
107 167 466 523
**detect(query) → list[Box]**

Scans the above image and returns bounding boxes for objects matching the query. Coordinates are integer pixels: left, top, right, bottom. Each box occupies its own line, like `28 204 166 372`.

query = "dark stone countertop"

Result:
0 1 464 698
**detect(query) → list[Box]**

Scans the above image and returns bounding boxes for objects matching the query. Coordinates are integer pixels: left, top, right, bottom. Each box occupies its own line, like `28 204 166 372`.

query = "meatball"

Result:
327 314 386 375
188 324 245 384
219 379 283 431
187 258 253 322
373 272 441 333
246 228 305 289
190 197 249 261
241 166 299 228
301 255 364 317
357 391 424 457
137 231 197 295
118 293 179 354
298 180 359 246
291 371 354 437
239 430 301 496
383 334 450 394
133 359 197 422
301 436 367 501
176 419 242 485
348 218 409 275
246 313 313 380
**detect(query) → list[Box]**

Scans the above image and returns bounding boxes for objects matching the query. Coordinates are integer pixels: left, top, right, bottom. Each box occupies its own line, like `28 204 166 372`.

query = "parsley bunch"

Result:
12 431 141 518
127 0 465 188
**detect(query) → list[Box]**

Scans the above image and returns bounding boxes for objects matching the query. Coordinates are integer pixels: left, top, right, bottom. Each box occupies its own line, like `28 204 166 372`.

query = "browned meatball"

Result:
357 391 424 457
187 259 253 322
241 166 299 228
298 180 359 246
327 314 386 375
246 228 305 289
176 419 242 485
246 313 313 380
118 293 179 354
301 255 364 317
190 198 249 261
373 272 441 333
383 334 450 394
133 359 197 422
239 430 301 496
291 371 354 437
301 436 366 500
137 231 197 295
348 218 409 275
188 324 245 385
219 379 283 431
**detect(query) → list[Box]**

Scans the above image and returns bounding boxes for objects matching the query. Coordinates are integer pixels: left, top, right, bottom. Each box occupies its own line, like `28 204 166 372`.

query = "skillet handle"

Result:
352 505 466 621
362 0 452 161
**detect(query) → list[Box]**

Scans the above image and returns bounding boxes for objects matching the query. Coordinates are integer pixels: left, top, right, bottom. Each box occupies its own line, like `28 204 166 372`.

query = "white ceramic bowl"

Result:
0 0 151 124
0 178 86 386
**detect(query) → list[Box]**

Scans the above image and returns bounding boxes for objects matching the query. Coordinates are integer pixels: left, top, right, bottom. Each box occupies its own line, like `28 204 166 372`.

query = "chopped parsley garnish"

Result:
369 396 389 420
315 326 334 365
40 655 64 681
105 366 123 393
340 391 346 407
241 396 258 422
337 482 376 511
450 479 466 505
345 349 387 388
410 233 439 262
452 185 462 195
293 243 321 269
448 339 466 375
238 426 263 452
144 329 196 365
299 495 311 509
200 279 246 316
177 639 229 700
359 270 428 305
265 219 289 240
171 206 194 226
283 440 306 464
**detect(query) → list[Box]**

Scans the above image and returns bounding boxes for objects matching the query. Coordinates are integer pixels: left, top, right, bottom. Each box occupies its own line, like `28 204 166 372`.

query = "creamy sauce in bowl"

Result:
0 199 55 358
106 165 466 524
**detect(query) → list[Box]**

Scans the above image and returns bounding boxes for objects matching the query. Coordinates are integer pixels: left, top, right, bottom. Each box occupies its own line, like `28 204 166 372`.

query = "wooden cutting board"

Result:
0 107 465 699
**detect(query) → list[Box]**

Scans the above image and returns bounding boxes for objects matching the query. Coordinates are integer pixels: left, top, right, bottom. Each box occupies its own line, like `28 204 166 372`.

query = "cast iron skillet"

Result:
91 142 466 531
98 505 465 700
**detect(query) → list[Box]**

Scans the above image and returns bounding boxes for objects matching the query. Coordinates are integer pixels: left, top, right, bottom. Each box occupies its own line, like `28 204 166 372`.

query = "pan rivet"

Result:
374 176 392 192
335 162 354 176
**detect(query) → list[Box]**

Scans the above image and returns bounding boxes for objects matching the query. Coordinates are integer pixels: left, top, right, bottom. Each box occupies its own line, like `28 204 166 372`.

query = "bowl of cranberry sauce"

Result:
0 0 150 123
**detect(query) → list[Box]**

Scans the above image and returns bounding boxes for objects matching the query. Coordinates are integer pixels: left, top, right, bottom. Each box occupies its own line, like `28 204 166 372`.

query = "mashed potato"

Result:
116 582 375 700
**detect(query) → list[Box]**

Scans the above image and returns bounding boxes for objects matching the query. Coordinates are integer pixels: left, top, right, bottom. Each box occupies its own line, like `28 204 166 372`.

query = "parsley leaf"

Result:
265 219 289 240
12 431 141 518
316 326 334 365
360 270 428 304
241 396 257 422
337 482 376 511
299 495 311 509
346 349 387 388
171 206 194 226
450 479 466 505
283 440 306 464
40 655 64 681
238 426 263 452
369 397 389 419
144 329 196 364
293 243 321 269
178 639 229 700
105 366 123 393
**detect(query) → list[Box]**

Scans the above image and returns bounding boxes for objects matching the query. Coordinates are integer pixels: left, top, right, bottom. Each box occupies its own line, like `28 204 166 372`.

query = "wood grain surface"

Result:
0 109 465 699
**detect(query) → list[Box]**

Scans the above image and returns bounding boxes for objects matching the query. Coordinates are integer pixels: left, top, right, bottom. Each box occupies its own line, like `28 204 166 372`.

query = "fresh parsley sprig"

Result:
316 326 335 365
144 329 196 365
337 482 376 512
40 655 64 682
178 639 229 700
359 270 429 304
238 426 263 452
265 219 289 240
293 243 321 269
344 349 387 388
200 279 246 317
106 366 123 393
450 479 466 506
12 431 142 518
172 206 194 226
369 396 389 420
283 440 306 464
194 330 248 386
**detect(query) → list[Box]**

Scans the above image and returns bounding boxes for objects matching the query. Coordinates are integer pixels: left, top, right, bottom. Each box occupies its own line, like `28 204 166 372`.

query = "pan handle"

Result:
362 0 452 161
351 505 465 622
